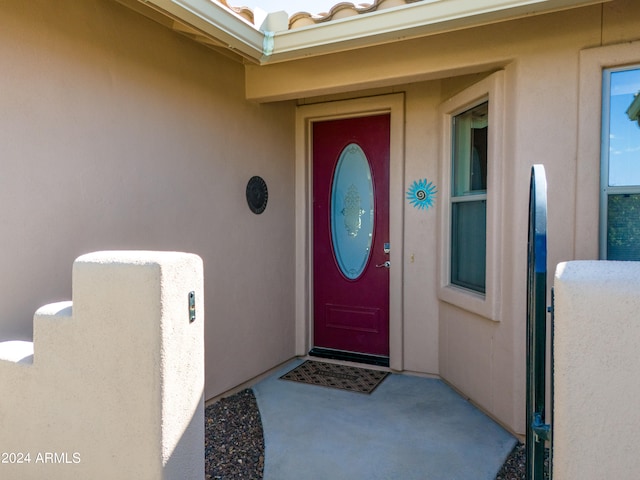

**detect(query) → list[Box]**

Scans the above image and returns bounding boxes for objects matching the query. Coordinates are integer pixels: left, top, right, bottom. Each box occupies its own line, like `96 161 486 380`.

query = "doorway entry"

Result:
311 114 390 365
294 94 405 372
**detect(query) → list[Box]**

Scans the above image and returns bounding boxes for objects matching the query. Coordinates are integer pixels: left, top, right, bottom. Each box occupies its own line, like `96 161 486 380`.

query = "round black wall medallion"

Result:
246 176 268 214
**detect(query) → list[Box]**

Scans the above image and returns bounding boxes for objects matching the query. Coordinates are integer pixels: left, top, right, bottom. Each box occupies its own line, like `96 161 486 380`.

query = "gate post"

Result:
526 165 551 480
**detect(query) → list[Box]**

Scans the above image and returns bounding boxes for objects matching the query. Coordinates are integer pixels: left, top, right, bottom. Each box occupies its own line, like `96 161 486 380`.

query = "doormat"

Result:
280 360 389 394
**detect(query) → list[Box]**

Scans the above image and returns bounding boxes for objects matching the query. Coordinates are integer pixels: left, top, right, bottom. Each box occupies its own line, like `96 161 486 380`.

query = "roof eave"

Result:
267 0 610 64
121 0 267 63
122 0 611 65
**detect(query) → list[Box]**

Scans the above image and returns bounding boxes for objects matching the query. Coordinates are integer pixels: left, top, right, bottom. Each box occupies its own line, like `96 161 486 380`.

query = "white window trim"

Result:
575 40 640 260
437 70 504 321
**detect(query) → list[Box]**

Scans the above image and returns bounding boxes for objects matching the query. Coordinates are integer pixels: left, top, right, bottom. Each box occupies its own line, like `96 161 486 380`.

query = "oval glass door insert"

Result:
331 143 374 279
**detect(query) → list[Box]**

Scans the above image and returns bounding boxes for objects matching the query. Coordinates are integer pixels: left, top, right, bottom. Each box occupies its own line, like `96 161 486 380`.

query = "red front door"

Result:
313 114 390 357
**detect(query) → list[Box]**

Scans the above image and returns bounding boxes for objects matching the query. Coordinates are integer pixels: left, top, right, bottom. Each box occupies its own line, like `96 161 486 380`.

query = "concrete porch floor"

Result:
252 359 517 480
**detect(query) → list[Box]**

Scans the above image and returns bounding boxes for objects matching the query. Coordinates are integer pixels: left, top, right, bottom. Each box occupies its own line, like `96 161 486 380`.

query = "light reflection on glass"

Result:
608 69 640 186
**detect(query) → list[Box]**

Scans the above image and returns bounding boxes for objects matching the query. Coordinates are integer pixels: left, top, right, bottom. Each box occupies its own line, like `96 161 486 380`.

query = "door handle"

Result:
376 261 391 268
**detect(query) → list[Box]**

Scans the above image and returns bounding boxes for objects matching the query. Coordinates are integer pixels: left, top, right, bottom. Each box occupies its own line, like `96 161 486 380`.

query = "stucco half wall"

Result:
0 251 204 479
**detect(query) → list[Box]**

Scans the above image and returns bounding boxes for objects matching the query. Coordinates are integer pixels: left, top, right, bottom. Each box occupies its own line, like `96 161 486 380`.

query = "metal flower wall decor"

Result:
406 178 437 210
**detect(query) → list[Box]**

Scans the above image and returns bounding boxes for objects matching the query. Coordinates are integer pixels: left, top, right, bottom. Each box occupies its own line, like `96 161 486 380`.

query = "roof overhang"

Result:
119 0 610 64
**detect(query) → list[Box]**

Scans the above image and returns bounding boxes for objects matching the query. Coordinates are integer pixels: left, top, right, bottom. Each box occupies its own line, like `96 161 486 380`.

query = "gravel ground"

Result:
495 443 526 480
205 389 264 479
205 388 540 480
496 442 550 480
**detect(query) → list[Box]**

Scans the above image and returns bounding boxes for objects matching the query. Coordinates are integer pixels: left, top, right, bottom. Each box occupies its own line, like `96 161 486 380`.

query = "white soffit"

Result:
128 0 609 64
121 0 264 61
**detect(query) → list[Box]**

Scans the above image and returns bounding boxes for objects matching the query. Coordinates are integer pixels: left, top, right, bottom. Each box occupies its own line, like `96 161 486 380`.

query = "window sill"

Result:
438 284 500 322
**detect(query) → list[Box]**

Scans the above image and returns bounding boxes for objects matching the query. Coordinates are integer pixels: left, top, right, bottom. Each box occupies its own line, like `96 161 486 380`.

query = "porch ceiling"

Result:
118 0 609 65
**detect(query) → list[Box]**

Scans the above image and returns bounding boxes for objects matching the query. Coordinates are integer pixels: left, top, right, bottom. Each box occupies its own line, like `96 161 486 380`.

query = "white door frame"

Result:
294 94 405 371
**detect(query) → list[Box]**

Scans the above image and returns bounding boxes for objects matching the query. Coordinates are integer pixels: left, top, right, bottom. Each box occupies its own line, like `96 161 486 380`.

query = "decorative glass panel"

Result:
607 194 640 260
331 143 374 279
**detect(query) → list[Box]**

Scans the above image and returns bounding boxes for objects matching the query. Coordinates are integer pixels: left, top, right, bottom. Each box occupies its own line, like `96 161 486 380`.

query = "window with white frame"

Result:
601 66 640 261
451 101 488 293
438 71 504 321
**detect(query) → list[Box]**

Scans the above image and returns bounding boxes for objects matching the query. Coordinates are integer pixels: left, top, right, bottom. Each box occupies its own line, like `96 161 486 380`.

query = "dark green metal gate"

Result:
526 165 551 480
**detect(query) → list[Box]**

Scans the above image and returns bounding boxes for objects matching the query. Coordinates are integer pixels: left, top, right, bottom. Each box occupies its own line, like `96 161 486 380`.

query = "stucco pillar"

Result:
0 251 204 480
553 261 640 479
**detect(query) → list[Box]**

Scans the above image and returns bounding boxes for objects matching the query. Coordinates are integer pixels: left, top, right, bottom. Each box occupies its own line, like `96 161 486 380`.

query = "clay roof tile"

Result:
223 0 424 30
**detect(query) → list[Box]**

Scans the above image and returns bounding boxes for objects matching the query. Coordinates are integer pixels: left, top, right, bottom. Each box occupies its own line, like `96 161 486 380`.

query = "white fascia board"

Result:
135 0 608 64
141 0 265 62
268 0 609 63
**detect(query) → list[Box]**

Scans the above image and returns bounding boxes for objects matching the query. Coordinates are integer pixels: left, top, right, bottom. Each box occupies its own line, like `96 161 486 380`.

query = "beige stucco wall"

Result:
264 0 640 435
0 0 296 399
553 261 640 479
4 0 640 440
